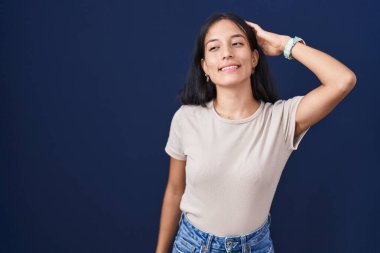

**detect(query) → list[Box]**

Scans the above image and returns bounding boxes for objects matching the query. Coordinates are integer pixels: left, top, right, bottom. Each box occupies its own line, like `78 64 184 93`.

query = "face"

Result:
201 19 259 87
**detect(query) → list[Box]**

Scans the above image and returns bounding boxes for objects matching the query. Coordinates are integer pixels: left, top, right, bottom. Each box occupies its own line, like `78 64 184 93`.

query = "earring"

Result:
251 68 255 75
206 74 210 82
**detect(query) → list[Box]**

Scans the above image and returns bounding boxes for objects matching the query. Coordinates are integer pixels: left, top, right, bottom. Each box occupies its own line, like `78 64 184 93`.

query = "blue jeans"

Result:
172 212 275 253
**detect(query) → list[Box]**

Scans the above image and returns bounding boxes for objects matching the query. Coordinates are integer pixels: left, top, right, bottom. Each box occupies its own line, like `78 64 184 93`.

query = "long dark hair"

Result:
177 12 279 107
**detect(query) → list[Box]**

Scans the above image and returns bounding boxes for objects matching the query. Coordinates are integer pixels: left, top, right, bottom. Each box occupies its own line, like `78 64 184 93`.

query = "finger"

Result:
246 21 275 42
245 21 261 31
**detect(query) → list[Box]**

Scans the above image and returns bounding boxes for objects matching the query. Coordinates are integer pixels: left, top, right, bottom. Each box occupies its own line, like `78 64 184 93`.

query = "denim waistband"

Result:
177 212 272 252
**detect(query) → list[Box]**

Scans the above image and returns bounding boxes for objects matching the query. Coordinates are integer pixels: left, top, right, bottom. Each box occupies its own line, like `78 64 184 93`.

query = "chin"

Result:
214 77 250 87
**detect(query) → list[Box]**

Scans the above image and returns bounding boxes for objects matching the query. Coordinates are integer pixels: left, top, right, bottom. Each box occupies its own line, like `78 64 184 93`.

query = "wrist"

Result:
281 36 292 52
283 36 306 60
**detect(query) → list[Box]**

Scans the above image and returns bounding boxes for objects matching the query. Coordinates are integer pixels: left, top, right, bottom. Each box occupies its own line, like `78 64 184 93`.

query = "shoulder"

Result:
264 96 304 114
257 96 304 125
177 102 211 118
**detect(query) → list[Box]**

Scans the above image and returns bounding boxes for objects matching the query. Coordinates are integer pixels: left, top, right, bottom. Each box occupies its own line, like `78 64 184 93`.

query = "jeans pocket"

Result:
173 236 196 253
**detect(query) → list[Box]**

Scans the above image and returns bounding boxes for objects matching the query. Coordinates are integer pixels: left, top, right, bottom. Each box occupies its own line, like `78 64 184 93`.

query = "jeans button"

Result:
201 245 206 250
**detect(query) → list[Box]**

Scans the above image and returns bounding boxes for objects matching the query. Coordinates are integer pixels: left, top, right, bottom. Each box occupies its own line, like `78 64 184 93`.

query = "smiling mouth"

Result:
219 65 241 72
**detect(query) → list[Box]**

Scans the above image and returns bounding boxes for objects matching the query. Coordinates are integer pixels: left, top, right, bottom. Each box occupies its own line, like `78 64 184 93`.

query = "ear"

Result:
251 49 259 68
201 58 208 75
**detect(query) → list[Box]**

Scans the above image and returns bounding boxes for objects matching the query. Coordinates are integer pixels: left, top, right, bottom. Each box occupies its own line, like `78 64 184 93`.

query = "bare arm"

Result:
288 40 357 137
155 157 186 253
245 22 357 139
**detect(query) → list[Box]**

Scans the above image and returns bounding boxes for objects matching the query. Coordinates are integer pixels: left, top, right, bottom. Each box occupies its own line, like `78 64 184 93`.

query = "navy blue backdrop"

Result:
1 0 379 252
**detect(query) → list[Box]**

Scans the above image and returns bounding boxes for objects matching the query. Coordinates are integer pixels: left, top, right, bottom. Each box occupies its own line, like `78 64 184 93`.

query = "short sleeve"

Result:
281 96 310 150
164 107 187 160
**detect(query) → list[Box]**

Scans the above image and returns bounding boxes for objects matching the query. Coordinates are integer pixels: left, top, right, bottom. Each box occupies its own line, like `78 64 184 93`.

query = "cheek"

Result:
241 53 254 64
204 53 219 67
237 49 254 63
244 58 255 70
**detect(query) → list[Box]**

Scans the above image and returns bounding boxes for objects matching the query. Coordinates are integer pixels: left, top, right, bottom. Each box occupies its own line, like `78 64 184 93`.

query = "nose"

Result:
222 45 233 60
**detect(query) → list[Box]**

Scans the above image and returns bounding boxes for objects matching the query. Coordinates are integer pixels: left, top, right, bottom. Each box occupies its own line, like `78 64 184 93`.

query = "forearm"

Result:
285 36 356 90
155 189 183 253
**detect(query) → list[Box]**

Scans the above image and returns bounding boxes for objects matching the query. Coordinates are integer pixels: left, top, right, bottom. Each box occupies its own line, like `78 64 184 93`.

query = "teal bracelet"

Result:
283 36 306 60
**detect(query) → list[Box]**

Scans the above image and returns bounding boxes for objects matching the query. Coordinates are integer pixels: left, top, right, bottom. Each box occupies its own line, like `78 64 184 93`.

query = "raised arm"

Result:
245 21 357 138
288 40 356 137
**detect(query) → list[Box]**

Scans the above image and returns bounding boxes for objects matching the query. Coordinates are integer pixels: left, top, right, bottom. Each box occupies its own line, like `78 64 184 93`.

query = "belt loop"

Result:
268 212 272 226
178 212 184 226
201 234 214 253
241 235 250 253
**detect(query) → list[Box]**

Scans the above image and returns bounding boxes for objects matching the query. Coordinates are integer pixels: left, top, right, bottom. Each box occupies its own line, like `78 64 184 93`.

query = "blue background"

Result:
1 0 379 252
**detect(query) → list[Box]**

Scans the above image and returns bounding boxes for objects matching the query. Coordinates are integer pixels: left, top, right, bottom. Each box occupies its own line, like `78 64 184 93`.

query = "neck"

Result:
213 82 260 120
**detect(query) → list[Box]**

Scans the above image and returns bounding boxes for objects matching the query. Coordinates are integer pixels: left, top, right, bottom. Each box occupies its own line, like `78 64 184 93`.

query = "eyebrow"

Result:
205 34 246 46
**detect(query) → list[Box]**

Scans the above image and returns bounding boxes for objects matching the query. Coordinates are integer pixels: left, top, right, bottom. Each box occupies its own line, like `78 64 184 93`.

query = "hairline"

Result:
203 18 250 48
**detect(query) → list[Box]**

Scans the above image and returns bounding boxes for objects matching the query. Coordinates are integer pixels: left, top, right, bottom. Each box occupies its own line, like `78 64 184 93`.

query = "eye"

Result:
209 46 219 52
232 42 244 46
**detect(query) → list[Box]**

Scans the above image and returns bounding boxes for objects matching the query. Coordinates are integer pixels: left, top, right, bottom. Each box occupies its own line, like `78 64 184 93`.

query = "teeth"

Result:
221 65 238 71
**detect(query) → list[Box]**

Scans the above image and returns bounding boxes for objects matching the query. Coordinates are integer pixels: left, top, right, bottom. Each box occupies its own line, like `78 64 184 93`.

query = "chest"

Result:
182 121 276 188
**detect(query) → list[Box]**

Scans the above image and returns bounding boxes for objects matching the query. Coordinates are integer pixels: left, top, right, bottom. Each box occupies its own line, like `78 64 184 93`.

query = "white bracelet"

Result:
283 36 306 60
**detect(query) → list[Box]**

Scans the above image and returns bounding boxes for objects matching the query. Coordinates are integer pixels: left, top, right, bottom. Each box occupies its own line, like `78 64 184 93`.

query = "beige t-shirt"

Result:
165 96 310 236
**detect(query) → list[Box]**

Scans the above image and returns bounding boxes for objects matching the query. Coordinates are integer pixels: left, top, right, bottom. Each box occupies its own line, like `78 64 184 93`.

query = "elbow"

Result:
347 72 357 87
338 72 357 93
166 183 185 198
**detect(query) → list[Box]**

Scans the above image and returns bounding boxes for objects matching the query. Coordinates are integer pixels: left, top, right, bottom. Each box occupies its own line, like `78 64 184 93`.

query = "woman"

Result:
156 12 356 253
